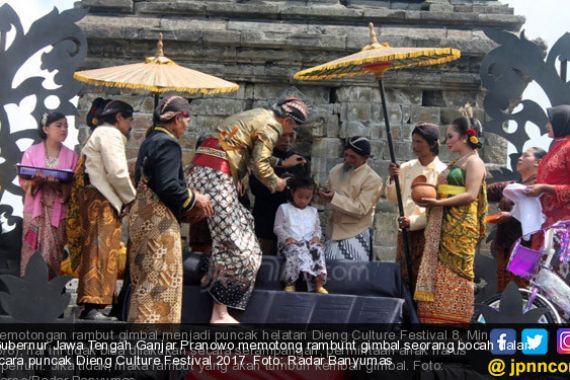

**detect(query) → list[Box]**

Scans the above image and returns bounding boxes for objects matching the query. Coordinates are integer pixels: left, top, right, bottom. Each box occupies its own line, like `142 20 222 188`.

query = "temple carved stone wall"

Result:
75 0 523 259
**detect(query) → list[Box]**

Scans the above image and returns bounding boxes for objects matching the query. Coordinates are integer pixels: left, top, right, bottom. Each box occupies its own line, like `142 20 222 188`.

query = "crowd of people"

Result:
18 93 570 324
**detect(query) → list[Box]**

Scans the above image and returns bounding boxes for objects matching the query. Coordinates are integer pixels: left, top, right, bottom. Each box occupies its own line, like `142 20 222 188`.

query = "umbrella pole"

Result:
377 77 416 301
154 93 159 110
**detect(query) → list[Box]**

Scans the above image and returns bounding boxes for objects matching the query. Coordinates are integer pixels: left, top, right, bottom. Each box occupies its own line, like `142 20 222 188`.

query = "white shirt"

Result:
326 163 383 240
273 203 321 243
386 157 447 231
82 125 136 213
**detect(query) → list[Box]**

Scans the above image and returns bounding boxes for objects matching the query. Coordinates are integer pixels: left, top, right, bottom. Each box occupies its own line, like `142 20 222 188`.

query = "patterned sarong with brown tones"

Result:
21 187 65 278
187 165 262 310
495 245 528 292
418 261 474 324
127 180 182 323
66 155 86 273
76 186 121 305
415 205 475 323
396 229 425 286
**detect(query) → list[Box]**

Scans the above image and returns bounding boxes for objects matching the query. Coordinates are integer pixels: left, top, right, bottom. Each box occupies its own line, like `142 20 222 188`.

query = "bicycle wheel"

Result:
472 288 562 324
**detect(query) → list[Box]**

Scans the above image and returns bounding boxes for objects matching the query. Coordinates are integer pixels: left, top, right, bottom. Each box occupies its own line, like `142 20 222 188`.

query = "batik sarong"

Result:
396 229 425 286
324 229 370 261
415 166 487 324
66 155 86 274
76 186 121 305
495 245 528 292
128 180 182 323
21 186 65 278
187 165 262 310
280 241 327 291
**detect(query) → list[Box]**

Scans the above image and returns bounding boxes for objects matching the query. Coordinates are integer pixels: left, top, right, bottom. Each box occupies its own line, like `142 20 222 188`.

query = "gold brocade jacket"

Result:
216 108 283 193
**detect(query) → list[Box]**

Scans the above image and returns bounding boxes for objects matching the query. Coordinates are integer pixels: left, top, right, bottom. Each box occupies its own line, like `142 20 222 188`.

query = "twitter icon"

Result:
522 328 548 355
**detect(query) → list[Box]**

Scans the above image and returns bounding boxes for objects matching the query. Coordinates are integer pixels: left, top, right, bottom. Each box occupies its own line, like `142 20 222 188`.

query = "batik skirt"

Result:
21 187 65 278
76 187 121 305
396 229 425 286
324 229 371 262
128 181 182 323
280 241 327 291
187 165 262 310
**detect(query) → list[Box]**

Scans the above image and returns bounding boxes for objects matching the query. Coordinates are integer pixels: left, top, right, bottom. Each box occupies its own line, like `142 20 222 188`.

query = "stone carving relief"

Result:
0 4 86 275
480 28 570 181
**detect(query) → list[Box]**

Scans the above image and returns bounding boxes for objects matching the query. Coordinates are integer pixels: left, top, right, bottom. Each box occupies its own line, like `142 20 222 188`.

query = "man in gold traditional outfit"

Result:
187 96 309 323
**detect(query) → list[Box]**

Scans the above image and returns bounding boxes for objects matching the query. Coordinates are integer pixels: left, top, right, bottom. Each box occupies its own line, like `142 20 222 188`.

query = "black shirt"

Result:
250 148 309 239
135 128 194 218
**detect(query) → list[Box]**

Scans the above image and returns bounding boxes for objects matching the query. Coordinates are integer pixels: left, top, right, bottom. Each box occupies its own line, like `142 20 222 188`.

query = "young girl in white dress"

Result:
273 177 328 294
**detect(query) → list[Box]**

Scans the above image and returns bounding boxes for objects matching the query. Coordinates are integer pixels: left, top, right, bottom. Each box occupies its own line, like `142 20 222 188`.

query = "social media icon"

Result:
490 329 516 355
522 328 548 355
557 329 570 354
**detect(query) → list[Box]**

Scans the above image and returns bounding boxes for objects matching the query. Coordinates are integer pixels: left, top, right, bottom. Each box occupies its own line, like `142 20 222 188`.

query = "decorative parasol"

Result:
74 33 239 107
294 23 461 297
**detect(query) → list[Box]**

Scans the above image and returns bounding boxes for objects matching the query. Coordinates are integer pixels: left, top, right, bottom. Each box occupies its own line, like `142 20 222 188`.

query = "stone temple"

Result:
74 0 523 260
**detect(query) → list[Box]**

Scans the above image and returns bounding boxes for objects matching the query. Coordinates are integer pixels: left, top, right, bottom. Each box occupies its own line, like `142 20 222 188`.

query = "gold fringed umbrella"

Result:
293 27 460 81
294 23 461 295
74 34 239 106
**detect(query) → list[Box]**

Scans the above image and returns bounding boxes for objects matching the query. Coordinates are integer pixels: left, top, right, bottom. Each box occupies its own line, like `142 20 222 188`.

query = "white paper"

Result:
502 183 545 236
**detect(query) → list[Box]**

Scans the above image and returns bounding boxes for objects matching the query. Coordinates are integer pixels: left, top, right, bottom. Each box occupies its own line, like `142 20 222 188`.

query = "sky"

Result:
0 0 568 215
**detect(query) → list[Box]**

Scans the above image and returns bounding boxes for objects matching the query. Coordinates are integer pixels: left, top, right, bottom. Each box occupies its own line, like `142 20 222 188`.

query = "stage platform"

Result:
179 252 417 324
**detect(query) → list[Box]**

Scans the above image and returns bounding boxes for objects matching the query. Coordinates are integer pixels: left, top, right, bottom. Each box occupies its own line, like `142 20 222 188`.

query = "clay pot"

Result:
411 175 437 205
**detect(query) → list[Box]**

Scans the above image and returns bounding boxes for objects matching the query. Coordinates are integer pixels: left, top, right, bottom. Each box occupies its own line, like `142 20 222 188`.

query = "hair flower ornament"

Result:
466 128 476 136
469 135 479 144
41 113 49 127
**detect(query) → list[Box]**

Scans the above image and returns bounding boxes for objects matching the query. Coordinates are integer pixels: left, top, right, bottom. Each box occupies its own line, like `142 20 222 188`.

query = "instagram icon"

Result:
557 329 570 354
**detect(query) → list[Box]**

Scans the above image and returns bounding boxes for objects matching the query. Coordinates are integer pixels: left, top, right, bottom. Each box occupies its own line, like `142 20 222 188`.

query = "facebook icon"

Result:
490 329 517 355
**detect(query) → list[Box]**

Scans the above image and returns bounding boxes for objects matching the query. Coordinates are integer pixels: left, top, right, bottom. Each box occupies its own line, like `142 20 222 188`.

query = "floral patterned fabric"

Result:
536 136 570 228
21 190 65 278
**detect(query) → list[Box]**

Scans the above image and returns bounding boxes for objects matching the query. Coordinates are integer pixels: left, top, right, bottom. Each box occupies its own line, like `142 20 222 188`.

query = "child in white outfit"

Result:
273 177 328 293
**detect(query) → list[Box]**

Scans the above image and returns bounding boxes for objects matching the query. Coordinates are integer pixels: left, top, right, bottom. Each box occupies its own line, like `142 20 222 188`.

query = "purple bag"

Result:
507 241 541 279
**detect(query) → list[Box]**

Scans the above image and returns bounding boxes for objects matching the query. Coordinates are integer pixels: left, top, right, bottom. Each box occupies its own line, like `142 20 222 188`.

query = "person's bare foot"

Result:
210 314 239 324
210 304 239 324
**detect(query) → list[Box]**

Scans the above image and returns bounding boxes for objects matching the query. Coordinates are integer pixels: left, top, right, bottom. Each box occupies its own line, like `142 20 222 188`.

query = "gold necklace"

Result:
44 141 61 159
453 151 475 166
